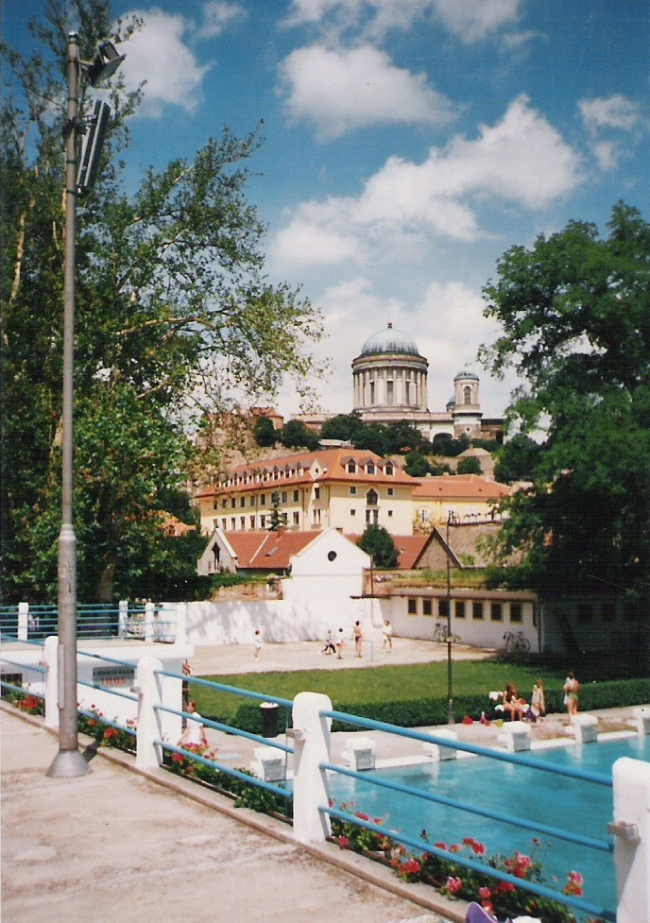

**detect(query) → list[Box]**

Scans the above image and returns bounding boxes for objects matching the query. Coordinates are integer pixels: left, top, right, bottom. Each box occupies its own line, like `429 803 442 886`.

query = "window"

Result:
293 490 300 502
490 603 503 622
423 599 432 616
293 512 299 525
350 486 357 495
366 489 378 506
240 497 246 507
387 487 394 496
230 517 236 530
327 551 337 562
367 462 376 475
510 603 522 623
408 598 417 615
260 494 266 505
370 381 375 403
314 486 320 500
240 517 245 529
455 601 466 619
221 518 227 530
249 516 255 528
366 508 379 524
347 461 357 473
387 509 393 517
439 599 449 619
212 498 218 510
281 491 287 503
464 385 472 404
313 509 322 525
473 601 484 620
350 509 356 516
385 462 394 475
260 514 266 528
387 380 394 404
421 509 430 522
231 498 236 509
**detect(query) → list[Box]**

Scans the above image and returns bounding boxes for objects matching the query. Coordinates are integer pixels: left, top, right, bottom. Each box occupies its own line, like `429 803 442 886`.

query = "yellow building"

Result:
412 473 510 529
195 447 417 536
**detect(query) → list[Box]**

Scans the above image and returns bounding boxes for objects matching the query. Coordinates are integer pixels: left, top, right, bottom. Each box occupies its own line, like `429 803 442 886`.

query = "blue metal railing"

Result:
319 708 616 922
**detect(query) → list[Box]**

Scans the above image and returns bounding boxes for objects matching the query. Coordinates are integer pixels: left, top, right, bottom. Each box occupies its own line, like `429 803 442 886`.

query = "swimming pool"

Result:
330 733 650 915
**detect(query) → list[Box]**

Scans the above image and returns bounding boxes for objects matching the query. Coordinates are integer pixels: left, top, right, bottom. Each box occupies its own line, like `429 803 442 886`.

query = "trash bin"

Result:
260 702 279 738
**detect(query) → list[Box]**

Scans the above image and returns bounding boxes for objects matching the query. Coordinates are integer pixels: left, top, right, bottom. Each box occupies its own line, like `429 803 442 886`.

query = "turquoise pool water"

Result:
330 734 650 916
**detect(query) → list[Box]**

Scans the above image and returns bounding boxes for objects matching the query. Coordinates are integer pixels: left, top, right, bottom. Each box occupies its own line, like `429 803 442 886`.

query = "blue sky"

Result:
6 0 649 421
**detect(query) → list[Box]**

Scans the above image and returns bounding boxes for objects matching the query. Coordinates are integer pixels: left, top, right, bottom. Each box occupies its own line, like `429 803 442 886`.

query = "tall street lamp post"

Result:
446 510 455 725
47 32 124 778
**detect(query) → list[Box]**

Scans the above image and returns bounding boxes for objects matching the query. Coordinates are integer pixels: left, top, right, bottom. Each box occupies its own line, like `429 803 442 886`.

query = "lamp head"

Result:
87 40 125 87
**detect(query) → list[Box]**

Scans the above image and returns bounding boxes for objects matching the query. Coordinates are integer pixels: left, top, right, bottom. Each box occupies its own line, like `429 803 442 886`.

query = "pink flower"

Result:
404 859 421 875
434 842 448 851
472 840 486 855
446 876 463 894
497 881 516 893
479 887 492 900
337 836 349 849
565 870 584 896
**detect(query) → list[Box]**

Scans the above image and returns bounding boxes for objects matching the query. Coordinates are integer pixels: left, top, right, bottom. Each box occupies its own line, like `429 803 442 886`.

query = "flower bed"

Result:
330 803 606 923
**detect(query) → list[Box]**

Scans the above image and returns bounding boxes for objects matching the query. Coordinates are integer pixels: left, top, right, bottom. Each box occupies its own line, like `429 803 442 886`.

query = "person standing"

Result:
321 629 336 655
563 672 580 721
382 620 393 652
353 620 364 658
253 629 262 662
336 627 345 660
178 700 209 749
530 678 546 720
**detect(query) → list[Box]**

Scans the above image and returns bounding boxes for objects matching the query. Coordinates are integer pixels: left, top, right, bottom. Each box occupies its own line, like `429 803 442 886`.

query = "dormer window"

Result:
385 462 394 475
366 462 376 475
347 461 357 473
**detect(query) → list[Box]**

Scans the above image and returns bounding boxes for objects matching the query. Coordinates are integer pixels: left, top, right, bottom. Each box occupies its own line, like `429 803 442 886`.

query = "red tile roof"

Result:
412 474 510 501
221 530 323 570
196 447 416 499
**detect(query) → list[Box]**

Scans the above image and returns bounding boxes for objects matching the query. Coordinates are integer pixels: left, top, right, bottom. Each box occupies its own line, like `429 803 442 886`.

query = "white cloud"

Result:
119 9 212 117
579 95 642 134
199 2 247 38
579 95 644 170
432 0 523 43
271 96 583 268
283 0 523 42
279 44 454 139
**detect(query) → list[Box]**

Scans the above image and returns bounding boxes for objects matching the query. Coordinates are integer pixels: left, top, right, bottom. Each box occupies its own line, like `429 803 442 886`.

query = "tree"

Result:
493 434 541 484
404 451 431 478
253 416 277 448
279 419 319 451
357 524 399 569
319 413 364 442
0 1 324 602
457 456 482 476
268 490 286 531
480 203 650 597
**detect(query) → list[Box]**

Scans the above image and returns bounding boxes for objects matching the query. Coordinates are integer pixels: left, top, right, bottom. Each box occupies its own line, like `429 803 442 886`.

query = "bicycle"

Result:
503 630 530 653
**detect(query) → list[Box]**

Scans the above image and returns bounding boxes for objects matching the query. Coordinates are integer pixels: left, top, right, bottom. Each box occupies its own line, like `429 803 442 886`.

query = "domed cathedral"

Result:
351 324 501 442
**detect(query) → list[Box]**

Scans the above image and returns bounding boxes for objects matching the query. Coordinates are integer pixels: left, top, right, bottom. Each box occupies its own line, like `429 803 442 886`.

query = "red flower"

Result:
446 876 463 894
434 842 448 850
356 812 370 821
479 887 492 900
496 881 516 893
171 752 185 764
403 859 421 875
337 836 349 849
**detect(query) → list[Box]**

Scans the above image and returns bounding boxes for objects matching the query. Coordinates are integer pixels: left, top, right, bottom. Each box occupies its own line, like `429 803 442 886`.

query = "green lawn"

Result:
191 660 568 721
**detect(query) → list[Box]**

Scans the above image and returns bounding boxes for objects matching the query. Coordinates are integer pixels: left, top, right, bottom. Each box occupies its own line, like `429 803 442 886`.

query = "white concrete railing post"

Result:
118 600 129 639
133 656 164 771
612 756 650 923
291 691 333 844
41 635 60 730
144 602 155 643
18 602 29 641
174 603 187 645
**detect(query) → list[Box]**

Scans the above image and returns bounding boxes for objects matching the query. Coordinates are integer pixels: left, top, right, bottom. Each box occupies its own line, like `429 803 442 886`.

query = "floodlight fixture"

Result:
77 100 111 193
86 40 125 87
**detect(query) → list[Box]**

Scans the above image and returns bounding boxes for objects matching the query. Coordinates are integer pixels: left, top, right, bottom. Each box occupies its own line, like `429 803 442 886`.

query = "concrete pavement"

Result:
1 706 464 923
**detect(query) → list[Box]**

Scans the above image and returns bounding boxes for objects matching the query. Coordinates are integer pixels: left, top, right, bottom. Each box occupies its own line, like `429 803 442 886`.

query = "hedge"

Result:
224 678 650 735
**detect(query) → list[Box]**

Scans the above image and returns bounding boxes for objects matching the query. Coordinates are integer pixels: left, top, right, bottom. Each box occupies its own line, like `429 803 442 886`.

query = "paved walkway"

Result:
2 708 465 923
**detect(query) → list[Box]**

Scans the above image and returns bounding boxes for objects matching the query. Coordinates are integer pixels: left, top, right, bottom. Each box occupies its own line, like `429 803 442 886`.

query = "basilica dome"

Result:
360 323 421 358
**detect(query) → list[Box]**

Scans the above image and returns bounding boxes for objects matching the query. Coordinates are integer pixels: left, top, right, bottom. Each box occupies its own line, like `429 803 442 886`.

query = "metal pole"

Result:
446 511 454 725
48 32 89 778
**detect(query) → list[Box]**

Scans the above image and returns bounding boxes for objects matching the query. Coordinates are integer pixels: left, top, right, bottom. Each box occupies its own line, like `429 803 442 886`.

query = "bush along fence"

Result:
3 640 650 923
